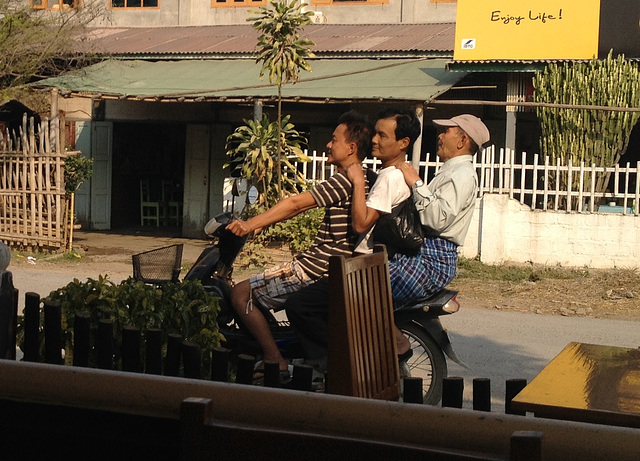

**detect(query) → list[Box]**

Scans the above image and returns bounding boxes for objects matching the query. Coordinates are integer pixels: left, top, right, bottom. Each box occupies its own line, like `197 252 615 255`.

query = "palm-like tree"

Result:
249 0 315 200
225 114 309 208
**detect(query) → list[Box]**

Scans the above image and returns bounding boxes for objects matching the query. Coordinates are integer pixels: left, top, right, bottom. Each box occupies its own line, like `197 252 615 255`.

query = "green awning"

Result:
35 58 466 102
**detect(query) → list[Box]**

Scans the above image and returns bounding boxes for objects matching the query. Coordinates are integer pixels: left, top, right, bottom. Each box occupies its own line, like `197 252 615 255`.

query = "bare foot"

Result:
393 325 411 355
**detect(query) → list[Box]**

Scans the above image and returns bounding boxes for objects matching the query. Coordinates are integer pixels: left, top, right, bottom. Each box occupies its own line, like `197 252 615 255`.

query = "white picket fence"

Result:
469 146 639 215
225 147 640 216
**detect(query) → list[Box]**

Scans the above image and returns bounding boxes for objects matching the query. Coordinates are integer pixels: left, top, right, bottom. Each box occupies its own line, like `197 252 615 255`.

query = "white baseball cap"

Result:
433 114 490 151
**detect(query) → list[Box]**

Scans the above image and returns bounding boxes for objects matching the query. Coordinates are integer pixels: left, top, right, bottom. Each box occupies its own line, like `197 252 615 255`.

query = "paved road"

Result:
440 307 639 412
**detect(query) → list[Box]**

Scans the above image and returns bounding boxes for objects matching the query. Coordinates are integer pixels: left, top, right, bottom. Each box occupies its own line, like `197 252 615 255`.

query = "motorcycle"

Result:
183 212 465 404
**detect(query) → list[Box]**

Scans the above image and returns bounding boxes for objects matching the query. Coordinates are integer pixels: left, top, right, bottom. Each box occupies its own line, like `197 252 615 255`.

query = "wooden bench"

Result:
326 245 400 400
180 398 543 461
2 361 640 460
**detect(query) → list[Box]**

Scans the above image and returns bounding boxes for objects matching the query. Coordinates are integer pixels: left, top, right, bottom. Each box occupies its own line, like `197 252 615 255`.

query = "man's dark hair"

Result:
377 106 422 152
337 110 374 161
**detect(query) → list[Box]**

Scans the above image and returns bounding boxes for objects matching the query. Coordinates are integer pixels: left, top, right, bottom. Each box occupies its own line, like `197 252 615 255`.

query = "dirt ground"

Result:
449 274 640 322
9 229 640 323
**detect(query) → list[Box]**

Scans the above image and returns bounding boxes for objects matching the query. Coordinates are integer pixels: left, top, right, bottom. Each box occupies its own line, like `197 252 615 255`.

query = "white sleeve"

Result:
366 169 410 214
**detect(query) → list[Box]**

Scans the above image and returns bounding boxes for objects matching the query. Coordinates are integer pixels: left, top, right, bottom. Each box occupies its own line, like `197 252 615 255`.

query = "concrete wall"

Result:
301 0 456 25
461 194 640 269
94 0 456 27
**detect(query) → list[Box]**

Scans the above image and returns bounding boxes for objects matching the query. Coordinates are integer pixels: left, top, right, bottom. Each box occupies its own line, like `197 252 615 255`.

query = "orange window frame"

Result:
312 0 389 4
211 0 267 8
31 0 79 10
110 0 159 8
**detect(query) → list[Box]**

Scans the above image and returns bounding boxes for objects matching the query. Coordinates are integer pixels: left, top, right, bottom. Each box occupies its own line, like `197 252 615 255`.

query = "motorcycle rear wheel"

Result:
399 322 447 405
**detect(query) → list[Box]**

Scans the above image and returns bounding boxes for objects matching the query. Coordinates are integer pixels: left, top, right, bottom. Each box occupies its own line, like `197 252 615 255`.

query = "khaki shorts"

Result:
249 260 311 311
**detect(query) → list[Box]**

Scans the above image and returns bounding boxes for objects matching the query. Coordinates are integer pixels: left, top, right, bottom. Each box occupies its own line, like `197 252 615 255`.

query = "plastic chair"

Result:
140 179 161 226
162 180 183 226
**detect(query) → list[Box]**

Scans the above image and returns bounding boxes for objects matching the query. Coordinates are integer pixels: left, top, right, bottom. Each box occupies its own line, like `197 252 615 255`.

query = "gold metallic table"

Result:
512 342 640 428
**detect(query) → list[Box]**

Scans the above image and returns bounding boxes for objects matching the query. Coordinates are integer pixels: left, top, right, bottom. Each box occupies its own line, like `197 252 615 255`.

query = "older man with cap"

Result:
381 113 488 358
393 113 489 304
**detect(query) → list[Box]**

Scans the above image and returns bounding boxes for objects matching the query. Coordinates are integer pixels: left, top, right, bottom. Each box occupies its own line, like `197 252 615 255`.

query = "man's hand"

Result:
226 219 253 237
345 163 365 186
225 191 316 238
398 162 422 187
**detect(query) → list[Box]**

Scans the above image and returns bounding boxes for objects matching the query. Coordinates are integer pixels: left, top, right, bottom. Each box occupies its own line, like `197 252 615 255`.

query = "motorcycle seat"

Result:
393 288 459 314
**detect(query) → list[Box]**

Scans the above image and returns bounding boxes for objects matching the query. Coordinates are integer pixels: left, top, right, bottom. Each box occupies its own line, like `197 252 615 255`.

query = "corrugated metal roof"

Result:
446 58 618 72
35 58 466 102
79 23 455 58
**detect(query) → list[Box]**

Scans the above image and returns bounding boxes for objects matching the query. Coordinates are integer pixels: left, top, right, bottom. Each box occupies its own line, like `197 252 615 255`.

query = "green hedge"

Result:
18 276 223 378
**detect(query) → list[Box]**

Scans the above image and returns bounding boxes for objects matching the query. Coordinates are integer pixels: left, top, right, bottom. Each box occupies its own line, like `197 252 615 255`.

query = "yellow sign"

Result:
454 0 602 60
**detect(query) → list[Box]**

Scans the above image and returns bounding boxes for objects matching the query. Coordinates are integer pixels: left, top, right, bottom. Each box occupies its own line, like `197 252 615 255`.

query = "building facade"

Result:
40 22 476 236
35 0 457 26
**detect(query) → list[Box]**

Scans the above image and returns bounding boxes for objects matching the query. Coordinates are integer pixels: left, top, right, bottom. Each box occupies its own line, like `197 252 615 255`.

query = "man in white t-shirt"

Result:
347 107 420 254
345 106 422 357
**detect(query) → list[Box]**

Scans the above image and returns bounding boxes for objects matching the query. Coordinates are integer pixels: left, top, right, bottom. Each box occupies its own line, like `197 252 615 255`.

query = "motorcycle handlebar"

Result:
204 212 234 237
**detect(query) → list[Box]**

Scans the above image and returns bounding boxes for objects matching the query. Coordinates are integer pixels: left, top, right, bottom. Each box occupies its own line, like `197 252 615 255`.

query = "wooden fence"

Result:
0 283 610 416
3 270 640 459
0 115 77 251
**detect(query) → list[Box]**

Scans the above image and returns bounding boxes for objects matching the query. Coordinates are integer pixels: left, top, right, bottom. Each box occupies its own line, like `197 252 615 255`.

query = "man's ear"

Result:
457 133 469 150
399 137 410 150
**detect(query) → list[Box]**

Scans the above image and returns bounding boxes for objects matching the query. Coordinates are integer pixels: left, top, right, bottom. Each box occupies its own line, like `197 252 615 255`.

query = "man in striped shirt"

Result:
227 110 374 379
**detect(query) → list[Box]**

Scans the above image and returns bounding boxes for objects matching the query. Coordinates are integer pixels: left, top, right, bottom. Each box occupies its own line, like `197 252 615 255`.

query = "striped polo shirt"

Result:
295 169 372 280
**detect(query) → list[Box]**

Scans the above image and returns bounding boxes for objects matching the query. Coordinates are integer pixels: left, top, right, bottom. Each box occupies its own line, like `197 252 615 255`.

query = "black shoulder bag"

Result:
372 198 424 255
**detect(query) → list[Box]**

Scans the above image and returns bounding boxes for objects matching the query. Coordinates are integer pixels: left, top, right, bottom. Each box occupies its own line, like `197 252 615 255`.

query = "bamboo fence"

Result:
0 115 77 251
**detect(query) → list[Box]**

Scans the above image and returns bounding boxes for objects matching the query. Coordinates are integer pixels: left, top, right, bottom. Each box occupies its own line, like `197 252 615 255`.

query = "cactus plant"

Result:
532 51 640 201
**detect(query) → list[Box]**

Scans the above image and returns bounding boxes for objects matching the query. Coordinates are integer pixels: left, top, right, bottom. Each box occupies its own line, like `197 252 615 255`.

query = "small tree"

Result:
532 51 640 201
225 114 309 208
64 153 93 251
0 0 106 102
65 153 93 196
249 0 315 201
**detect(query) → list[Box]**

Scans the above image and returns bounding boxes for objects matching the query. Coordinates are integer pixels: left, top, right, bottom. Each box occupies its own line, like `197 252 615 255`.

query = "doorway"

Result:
111 122 186 230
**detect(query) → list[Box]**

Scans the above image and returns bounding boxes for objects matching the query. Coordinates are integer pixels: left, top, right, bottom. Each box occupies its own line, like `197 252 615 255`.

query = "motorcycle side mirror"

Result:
247 186 258 204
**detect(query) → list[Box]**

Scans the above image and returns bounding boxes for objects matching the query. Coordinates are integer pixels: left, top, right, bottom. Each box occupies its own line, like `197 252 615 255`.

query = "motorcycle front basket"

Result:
132 244 183 284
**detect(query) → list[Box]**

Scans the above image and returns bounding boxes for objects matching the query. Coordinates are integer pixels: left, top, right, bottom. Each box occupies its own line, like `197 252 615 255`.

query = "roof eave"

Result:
52 92 443 105
88 51 454 61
